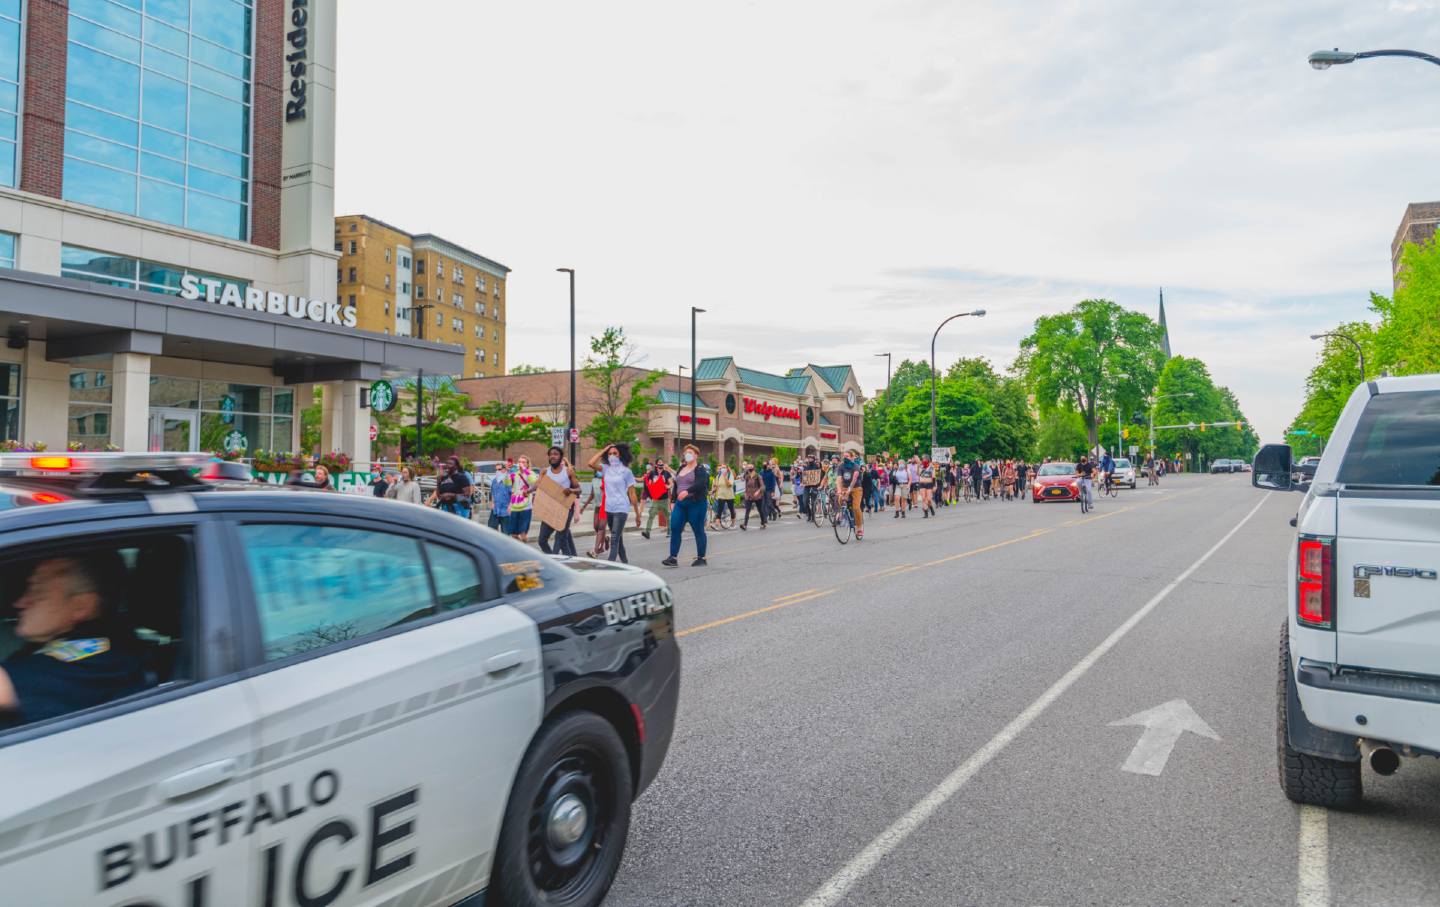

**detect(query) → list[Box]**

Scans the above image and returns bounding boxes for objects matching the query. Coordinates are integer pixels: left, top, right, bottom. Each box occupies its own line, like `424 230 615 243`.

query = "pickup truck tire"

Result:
1277 622 1362 809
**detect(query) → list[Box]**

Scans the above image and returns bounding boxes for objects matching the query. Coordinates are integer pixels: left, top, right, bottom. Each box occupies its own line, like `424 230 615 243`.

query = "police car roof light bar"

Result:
0 452 213 474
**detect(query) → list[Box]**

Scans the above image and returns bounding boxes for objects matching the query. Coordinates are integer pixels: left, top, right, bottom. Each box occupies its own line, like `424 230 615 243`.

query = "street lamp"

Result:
875 352 892 405
1310 331 1367 382
410 302 436 461
1309 47 1440 70
557 268 577 463
676 365 687 452
690 307 705 444
929 309 986 450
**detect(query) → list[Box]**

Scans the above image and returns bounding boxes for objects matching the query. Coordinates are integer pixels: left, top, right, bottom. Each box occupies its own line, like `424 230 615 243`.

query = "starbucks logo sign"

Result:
370 379 397 413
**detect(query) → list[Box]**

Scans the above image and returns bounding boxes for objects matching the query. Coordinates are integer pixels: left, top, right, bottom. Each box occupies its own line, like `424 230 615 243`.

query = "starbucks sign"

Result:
223 430 247 453
370 379 397 413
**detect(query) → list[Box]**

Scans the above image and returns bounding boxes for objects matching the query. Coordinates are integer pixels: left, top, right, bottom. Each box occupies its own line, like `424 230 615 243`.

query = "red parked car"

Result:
1031 461 1080 503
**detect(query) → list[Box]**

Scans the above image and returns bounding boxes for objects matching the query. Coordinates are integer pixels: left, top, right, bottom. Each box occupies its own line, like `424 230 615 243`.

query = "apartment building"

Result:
335 216 510 378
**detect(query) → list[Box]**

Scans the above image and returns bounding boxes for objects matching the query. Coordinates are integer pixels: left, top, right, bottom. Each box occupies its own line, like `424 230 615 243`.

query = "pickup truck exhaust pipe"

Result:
1361 739 1401 776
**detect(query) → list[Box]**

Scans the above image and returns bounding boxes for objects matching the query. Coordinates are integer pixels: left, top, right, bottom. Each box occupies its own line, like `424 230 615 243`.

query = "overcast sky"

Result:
333 0 1440 441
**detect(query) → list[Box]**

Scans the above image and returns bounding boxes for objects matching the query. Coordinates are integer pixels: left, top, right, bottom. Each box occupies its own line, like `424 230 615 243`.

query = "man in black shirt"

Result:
0 558 145 729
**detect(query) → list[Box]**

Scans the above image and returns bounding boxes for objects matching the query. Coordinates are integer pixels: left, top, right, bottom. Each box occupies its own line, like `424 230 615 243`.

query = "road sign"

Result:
569 427 580 444
370 379 396 413
368 424 378 442
1128 445 1138 457
1289 429 1311 436
551 426 566 447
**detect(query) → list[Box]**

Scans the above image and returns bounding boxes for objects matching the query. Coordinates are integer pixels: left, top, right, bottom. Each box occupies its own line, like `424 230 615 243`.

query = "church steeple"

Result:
1158 287 1172 359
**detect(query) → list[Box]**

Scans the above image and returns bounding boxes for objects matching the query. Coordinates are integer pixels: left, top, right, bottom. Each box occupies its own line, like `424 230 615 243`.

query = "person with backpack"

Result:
641 460 673 540
487 465 511 532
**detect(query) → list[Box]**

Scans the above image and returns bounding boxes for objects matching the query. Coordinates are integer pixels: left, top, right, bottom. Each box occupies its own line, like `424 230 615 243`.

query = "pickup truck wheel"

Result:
1277 622 1362 808
491 711 634 907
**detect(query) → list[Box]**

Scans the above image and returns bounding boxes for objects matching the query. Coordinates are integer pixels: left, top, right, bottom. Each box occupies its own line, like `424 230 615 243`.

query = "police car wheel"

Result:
492 710 634 906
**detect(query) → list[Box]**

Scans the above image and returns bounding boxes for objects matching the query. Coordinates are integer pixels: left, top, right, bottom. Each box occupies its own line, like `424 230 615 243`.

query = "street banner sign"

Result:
370 379 396 413
550 426 566 447
569 427 580 444
368 424 378 442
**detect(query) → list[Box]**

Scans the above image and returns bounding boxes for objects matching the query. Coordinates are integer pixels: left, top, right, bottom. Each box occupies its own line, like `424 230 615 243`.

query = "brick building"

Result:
456 358 866 465
334 215 510 377
1392 202 1440 286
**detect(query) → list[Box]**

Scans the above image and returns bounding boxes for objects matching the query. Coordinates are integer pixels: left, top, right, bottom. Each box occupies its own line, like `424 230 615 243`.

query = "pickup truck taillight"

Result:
1297 535 1334 630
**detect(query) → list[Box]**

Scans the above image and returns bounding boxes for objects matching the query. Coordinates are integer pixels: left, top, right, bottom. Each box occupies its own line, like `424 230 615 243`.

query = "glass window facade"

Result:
61 244 246 297
149 377 293 454
0 0 20 187
0 231 15 269
0 362 18 442
62 0 253 240
68 363 113 450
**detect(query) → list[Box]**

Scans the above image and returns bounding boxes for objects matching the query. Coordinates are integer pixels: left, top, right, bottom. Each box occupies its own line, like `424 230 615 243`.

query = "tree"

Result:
300 387 323 453
866 359 935 451
582 327 663 448
1372 232 1440 376
375 381 481 458
1015 299 1166 449
508 363 550 375
473 399 552 458
1035 409 1089 460
880 379 996 462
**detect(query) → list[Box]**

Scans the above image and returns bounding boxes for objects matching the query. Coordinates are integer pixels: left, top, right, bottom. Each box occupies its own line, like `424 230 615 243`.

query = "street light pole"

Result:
410 302 435 462
1148 391 1196 459
1310 331 1367 382
1309 47 1440 70
676 365 687 451
875 352 892 405
557 268 576 463
690 307 705 445
930 310 986 450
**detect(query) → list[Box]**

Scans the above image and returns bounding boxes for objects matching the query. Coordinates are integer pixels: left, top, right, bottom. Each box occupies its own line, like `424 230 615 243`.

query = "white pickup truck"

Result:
1253 374 1440 808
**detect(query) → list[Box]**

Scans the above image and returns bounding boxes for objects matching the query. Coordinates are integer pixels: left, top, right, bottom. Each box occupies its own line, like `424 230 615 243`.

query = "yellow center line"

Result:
677 589 836 637
924 527 1053 566
773 587 821 603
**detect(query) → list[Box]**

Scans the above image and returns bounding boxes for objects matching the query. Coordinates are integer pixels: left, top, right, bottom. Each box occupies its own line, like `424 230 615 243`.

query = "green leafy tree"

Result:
1373 233 1440 375
508 363 550 375
866 358 935 452
1035 409 1089 460
375 383 481 458
473 399 552 458
1015 299 1166 450
880 379 997 461
581 327 663 448
300 387 323 454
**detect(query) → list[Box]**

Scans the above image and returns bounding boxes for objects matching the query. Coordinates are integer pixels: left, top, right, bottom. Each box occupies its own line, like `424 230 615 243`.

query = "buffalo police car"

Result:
0 453 679 907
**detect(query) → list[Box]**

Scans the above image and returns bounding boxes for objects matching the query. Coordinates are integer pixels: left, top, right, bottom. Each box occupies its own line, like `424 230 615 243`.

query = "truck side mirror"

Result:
1252 444 1293 491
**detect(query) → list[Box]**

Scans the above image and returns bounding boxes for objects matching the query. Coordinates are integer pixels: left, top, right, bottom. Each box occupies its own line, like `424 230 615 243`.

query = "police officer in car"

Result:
0 557 146 729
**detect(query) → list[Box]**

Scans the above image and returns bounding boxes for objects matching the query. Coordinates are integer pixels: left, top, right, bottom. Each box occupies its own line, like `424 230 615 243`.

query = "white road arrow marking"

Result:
1109 699 1219 775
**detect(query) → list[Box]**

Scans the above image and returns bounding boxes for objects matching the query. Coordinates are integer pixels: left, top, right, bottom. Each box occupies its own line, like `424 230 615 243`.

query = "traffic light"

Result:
1200 422 1206 432
1235 421 1244 431
1122 428 1130 439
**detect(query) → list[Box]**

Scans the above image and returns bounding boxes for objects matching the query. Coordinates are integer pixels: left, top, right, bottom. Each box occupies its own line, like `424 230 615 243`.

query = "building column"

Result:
737 440 745 466
336 380 371 469
109 352 152 451
20 341 70 450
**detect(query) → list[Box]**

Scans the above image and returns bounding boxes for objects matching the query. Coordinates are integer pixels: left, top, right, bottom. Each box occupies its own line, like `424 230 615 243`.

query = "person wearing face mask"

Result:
739 460 767 530
660 444 710 567
504 456 538 542
587 442 640 563
536 447 580 555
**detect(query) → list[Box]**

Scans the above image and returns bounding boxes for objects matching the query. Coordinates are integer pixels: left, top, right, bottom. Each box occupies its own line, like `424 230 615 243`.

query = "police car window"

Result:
239 524 434 661
1337 391 1440 487
0 532 195 733
426 543 486 611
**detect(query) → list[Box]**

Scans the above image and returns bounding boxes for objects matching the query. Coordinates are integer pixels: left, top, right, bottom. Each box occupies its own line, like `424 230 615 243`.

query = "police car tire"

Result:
491 710 634 907
1276 622 1362 809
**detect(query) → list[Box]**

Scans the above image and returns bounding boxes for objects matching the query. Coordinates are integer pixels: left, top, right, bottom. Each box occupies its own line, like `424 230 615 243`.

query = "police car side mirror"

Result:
1252 444 1293 492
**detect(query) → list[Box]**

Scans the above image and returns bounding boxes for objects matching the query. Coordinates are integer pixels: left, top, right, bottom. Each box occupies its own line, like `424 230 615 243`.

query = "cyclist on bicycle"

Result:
838 452 866 541
1099 449 1115 495
1076 454 1096 507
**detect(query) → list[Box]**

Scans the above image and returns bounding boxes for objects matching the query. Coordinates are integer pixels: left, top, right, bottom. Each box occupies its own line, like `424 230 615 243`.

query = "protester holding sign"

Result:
536 447 580 556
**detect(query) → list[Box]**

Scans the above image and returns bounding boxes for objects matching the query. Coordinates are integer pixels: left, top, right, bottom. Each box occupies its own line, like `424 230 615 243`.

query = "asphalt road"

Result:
605 474 1440 907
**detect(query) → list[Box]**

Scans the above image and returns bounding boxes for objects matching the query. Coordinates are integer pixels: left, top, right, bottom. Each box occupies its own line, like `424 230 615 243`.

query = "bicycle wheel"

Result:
833 505 853 544
717 503 735 530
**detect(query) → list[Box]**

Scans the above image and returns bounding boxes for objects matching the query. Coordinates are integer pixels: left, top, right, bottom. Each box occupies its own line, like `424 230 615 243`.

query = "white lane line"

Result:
1297 805 1330 907
799 493 1272 907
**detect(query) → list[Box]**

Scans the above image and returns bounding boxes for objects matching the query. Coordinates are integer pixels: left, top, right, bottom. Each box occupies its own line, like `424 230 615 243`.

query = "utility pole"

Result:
557 268 577 463
411 302 435 462
875 352 892 404
690 307 705 445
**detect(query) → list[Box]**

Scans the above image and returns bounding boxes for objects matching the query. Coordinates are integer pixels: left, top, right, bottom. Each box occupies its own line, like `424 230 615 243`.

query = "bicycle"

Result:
812 486 834 527
1079 478 1093 514
710 493 736 530
1103 472 1119 498
831 490 855 545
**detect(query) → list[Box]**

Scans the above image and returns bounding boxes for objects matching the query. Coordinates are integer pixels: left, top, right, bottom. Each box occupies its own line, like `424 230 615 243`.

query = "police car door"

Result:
0 519 257 907
228 517 543 907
